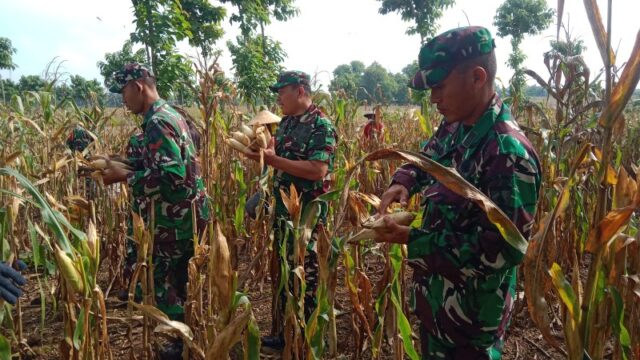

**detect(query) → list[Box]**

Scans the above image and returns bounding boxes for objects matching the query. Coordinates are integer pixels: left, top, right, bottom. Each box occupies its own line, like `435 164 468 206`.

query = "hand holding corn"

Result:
347 211 415 244
226 124 272 155
79 155 133 185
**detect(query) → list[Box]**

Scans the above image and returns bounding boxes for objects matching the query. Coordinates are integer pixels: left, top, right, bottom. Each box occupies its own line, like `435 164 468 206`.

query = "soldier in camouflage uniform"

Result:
375 27 541 359
66 125 94 153
101 64 209 323
245 71 337 350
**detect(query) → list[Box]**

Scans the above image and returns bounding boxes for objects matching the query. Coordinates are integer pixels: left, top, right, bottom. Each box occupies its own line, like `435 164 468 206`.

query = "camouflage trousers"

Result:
418 327 503 360
124 238 193 320
271 219 320 336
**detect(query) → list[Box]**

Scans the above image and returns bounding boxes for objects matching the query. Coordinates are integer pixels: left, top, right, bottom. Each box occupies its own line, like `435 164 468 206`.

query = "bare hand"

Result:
245 136 275 163
378 184 409 215
373 216 410 244
101 165 131 185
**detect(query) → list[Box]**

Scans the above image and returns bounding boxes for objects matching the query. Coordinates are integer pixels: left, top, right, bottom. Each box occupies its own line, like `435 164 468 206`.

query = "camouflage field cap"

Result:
105 63 155 93
269 70 311 93
410 26 496 90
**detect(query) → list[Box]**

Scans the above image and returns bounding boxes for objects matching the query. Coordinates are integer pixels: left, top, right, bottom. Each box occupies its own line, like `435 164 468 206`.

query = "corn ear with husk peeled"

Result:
54 245 85 295
347 211 416 244
86 221 98 261
231 131 251 147
89 158 132 171
239 124 254 138
226 138 252 155
362 211 415 229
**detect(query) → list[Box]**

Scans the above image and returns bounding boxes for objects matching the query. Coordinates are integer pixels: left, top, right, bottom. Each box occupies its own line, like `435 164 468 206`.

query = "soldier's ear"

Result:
134 80 144 94
472 66 488 88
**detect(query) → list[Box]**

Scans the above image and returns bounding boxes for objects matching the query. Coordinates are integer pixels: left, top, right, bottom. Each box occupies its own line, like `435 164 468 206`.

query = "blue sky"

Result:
0 0 638 90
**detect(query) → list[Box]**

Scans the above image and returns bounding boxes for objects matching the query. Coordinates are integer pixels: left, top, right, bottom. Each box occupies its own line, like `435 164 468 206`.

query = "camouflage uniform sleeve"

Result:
306 119 337 164
407 152 539 277
390 138 437 196
126 133 145 171
127 118 189 203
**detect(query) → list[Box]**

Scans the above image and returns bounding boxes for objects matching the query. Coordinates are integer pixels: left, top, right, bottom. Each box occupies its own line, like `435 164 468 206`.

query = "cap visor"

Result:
409 70 430 90
269 83 284 93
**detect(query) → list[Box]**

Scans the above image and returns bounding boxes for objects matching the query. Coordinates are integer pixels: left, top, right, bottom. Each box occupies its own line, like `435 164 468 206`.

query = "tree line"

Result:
0 0 560 108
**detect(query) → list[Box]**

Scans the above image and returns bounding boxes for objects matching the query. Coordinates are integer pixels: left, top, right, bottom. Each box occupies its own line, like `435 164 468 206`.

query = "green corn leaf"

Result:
73 308 85 350
608 287 632 360
0 334 11 360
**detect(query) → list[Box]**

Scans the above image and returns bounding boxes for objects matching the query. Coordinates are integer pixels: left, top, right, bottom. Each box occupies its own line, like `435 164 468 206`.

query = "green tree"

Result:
181 0 226 58
0 38 17 71
0 79 18 101
392 72 410 104
360 62 398 104
67 75 106 106
97 40 147 81
494 0 553 106
223 0 297 106
18 75 46 93
329 61 365 98
377 0 455 43
227 34 285 106
0 37 18 103
128 0 208 99
220 0 298 38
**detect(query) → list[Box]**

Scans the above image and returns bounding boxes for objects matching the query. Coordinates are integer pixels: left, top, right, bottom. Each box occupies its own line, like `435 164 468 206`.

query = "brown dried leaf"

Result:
613 166 638 209
205 309 251 359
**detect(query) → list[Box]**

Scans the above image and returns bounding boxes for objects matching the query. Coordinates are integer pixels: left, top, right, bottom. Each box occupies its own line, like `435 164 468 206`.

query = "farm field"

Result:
1 0 640 359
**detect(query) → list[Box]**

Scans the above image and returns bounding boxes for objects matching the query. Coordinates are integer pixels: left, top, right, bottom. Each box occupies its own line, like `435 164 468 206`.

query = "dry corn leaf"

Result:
205 308 251 359
2 151 21 166
592 147 618 185
210 222 232 312
597 29 640 128
130 302 204 358
280 183 301 226
585 199 640 253
361 149 528 253
583 0 616 67
613 166 638 209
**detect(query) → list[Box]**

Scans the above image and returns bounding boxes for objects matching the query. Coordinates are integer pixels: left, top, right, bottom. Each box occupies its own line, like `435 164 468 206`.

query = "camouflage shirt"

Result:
391 95 541 348
126 99 209 243
66 126 94 152
273 104 337 219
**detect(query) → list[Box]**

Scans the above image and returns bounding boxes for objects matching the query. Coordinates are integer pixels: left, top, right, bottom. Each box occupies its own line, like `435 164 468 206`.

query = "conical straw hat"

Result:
248 110 281 125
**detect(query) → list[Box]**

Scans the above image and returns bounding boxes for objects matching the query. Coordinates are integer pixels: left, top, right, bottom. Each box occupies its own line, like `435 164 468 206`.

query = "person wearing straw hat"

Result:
245 70 337 350
375 27 541 359
244 110 281 219
362 106 384 141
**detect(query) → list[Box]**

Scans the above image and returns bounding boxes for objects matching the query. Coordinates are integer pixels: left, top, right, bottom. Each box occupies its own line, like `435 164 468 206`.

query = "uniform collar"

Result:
457 94 503 150
297 104 321 123
142 99 167 130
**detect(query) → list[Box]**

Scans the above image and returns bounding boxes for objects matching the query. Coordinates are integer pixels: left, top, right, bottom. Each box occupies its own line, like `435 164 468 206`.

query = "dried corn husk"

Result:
254 127 270 149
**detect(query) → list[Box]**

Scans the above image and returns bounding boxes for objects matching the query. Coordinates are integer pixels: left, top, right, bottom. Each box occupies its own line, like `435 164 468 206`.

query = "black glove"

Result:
0 262 26 305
